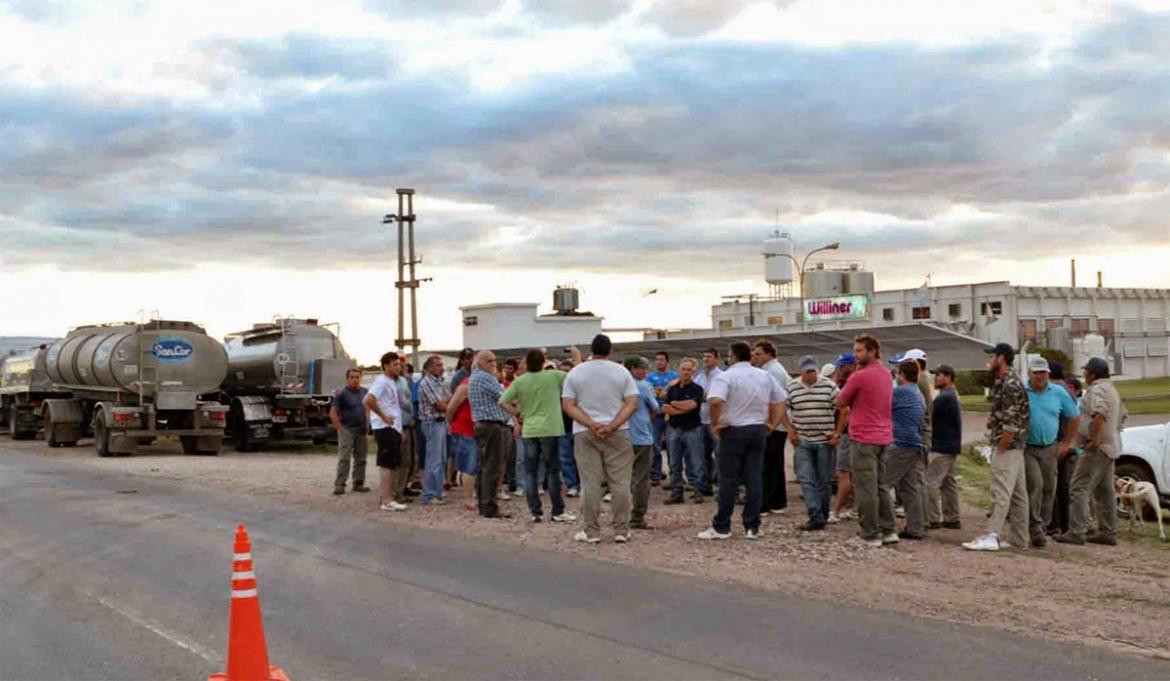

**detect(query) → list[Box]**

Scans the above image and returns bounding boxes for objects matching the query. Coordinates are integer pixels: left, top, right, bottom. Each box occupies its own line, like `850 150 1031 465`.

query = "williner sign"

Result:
805 295 870 322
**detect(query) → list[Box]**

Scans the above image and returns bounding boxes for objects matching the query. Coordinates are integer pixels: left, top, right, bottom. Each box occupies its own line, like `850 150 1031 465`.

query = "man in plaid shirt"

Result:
417 355 451 504
469 351 512 519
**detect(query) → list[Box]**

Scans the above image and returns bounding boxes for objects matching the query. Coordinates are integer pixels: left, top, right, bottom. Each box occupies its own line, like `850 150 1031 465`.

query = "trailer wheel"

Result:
94 415 112 457
7 405 18 439
179 436 198 455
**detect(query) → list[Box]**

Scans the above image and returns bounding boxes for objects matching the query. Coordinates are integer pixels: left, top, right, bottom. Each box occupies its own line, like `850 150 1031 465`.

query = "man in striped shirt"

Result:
782 355 841 531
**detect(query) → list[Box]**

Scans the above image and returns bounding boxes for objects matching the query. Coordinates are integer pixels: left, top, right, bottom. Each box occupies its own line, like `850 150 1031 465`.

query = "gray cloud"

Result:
2 5 1169 282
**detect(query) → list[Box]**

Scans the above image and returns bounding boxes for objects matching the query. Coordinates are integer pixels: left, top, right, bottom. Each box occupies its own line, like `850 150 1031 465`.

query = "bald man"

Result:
468 351 513 519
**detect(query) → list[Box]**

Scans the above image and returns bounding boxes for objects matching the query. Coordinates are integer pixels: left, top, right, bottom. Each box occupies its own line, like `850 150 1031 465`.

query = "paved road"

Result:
1 448 1166 681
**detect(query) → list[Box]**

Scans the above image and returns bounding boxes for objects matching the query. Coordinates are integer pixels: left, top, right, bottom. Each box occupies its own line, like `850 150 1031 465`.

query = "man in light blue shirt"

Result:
645 352 678 486
1024 356 1081 548
624 356 659 529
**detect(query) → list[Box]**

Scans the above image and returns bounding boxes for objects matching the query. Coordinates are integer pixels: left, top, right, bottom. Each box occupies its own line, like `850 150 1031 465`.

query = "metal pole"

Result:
405 190 420 367
396 192 405 352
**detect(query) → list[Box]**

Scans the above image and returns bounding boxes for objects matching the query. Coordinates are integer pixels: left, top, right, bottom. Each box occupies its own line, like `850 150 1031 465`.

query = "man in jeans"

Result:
782 355 840 531
694 348 723 490
836 333 895 547
331 368 369 495
469 351 512 519
964 343 1031 552
663 358 710 504
500 348 576 524
882 360 927 540
926 365 963 529
416 355 451 504
1055 357 1126 546
563 334 639 543
623 356 659 529
698 341 786 540
645 351 677 486
1023 356 1080 547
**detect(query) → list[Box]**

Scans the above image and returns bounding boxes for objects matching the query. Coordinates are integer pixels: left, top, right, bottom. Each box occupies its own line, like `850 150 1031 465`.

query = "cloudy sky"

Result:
2 0 1169 362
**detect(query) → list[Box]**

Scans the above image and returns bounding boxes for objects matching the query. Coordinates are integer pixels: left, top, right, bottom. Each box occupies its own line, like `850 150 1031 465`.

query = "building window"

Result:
1045 318 1063 329
1019 319 1038 341
883 308 895 322
766 315 785 326
912 306 931 320
462 316 478 327
948 303 962 319
980 301 1003 316
1097 319 1116 337
718 319 733 331
1071 318 1091 334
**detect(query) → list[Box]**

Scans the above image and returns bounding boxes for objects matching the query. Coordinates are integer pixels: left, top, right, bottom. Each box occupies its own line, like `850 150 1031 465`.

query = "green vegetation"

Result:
956 445 992 510
959 376 1170 416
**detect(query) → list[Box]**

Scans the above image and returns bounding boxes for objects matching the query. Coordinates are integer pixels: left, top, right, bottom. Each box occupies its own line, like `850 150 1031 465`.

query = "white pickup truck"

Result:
1119 420 1170 508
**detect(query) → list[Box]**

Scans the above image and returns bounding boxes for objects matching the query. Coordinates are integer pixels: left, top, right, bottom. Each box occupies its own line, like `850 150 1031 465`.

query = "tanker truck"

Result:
0 343 70 439
41 320 230 456
214 318 354 451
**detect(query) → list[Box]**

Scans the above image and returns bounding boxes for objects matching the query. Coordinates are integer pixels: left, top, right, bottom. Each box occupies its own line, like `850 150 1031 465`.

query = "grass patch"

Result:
956 445 993 510
959 376 1170 416
1114 376 1170 399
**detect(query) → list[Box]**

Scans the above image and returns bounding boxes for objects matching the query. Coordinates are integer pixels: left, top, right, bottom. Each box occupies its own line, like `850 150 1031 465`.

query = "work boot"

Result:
664 495 685 505
942 521 962 530
1052 533 1085 545
353 485 371 493
1086 534 1117 546
333 486 345 495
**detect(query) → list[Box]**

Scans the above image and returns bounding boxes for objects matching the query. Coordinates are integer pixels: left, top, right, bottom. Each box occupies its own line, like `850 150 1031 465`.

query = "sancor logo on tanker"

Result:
151 338 195 362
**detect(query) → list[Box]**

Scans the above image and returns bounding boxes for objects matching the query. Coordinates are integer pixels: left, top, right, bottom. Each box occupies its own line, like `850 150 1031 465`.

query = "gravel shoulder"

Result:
10 437 1170 663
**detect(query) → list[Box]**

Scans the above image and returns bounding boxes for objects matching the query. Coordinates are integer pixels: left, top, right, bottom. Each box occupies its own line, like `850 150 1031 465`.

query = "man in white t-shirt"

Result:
364 351 406 512
562 334 639 544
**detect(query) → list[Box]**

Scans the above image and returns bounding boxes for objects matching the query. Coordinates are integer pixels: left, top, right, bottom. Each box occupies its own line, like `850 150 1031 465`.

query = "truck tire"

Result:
94 415 112 457
179 436 198 455
235 422 259 452
1116 460 1159 520
7 405 18 439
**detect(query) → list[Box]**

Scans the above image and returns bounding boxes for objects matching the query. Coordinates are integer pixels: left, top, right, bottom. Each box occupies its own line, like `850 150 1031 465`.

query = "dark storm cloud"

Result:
2 4 1169 279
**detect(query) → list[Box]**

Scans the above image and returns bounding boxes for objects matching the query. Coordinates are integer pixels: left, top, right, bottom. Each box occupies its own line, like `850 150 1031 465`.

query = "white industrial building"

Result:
460 287 602 351
650 233 1170 378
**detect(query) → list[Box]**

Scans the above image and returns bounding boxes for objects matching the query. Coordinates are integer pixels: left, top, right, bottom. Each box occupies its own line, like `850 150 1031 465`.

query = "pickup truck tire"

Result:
1115 460 1160 520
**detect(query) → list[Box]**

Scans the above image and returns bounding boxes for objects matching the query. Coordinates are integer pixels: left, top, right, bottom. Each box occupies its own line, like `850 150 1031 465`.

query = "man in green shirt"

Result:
501 349 577 524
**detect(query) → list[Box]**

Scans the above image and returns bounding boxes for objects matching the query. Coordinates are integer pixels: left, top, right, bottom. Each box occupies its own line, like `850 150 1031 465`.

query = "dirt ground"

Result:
10 437 1170 662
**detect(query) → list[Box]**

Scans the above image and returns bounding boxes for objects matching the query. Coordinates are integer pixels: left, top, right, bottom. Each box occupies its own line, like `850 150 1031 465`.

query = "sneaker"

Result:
614 534 629 544
497 491 512 501
894 506 906 518
1052 533 1085 545
863 538 883 548
1031 536 1048 548
566 488 580 498
551 512 577 523
352 485 371 493
928 522 943 530
333 486 345 495
530 515 543 523
745 528 761 540
942 520 962 530
759 510 771 517
771 507 787 515
881 532 900 545
697 527 732 540
897 531 926 540
1087 534 1117 546
962 533 1001 551
800 521 827 532
574 530 601 544
827 511 840 524
838 508 857 520
380 501 407 512
603 492 612 503
629 520 652 530
421 498 447 506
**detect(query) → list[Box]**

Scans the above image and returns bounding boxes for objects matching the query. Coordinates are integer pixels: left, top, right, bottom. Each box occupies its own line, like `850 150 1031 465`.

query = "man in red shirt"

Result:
836 333 895 547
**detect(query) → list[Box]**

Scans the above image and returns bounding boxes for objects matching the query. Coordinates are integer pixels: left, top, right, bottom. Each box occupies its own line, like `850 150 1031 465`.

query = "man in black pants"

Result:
1048 367 1081 536
468 351 513 519
698 342 788 540
751 340 790 514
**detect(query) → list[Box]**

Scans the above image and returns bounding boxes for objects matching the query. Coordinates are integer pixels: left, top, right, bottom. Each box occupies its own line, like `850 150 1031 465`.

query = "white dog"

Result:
1114 476 1166 541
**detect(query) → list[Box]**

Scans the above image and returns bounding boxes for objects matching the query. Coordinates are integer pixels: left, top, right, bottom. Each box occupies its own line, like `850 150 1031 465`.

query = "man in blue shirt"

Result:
645 351 678 486
1024 356 1080 548
880 360 926 540
624 356 659 529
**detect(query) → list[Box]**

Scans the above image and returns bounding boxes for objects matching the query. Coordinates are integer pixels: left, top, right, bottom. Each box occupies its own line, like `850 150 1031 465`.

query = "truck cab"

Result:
1119 421 1170 507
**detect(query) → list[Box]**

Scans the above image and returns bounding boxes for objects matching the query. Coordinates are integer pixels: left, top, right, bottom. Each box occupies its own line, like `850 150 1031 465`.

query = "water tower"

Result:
763 231 795 297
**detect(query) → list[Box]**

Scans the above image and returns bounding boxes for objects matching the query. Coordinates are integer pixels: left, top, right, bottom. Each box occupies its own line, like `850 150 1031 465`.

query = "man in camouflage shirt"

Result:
963 343 1031 552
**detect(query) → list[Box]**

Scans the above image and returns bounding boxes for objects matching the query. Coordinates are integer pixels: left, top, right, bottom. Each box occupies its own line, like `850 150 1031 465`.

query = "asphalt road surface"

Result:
2 447 1166 681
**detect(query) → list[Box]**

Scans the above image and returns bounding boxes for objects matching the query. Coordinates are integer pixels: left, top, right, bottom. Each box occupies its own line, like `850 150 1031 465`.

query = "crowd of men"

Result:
329 331 1127 551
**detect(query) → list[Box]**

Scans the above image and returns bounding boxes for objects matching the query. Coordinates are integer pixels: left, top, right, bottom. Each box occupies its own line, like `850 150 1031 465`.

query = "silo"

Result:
845 269 875 296
803 269 846 298
763 233 794 286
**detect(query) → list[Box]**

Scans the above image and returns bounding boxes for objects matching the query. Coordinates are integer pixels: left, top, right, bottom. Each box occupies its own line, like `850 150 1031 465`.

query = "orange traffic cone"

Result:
209 524 291 681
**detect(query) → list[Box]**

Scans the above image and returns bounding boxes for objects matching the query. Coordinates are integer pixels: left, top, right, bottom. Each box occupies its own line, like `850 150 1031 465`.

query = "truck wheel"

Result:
7 405 18 439
235 422 258 453
94 416 112 457
179 436 198 455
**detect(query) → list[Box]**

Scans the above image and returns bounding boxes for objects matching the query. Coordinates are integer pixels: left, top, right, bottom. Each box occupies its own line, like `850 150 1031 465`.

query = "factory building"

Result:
650 234 1170 377
460 287 602 351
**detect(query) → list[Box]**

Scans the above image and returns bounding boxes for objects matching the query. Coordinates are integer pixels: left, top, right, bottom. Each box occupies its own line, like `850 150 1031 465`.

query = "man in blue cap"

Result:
1055 357 1126 546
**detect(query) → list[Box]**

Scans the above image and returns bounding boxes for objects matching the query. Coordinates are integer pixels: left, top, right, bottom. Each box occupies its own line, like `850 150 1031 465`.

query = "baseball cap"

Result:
904 348 927 363
932 364 956 378
1027 356 1050 373
821 363 837 378
1048 361 1065 380
835 352 857 367
798 355 819 372
1082 356 1109 375
983 342 1016 363
623 355 649 370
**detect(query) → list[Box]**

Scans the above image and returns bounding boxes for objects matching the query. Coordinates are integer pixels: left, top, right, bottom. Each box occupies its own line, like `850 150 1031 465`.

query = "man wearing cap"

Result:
829 353 858 523
963 343 1030 551
1023 356 1080 548
782 355 840 531
1055 357 1126 546
882 360 927 539
925 365 963 529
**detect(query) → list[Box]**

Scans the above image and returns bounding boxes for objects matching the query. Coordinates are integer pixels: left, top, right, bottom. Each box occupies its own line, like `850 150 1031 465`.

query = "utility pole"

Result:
382 188 430 366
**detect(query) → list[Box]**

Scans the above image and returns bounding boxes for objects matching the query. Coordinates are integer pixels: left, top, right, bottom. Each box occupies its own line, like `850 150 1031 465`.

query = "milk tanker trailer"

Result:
0 343 69 439
215 318 355 451
41 320 229 455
